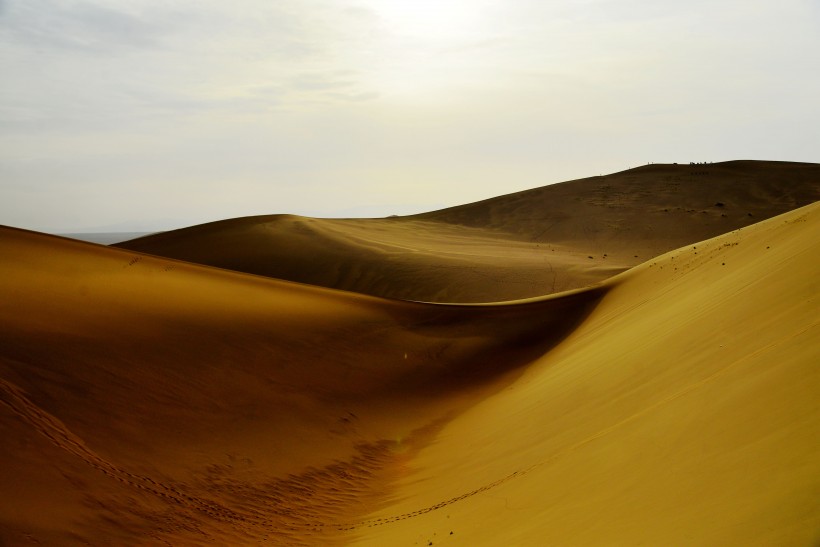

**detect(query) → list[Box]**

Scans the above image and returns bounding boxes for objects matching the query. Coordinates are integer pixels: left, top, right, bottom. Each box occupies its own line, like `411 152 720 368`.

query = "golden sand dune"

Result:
1 167 818 545
115 214 611 303
115 160 820 302
0 226 602 545
350 201 820 547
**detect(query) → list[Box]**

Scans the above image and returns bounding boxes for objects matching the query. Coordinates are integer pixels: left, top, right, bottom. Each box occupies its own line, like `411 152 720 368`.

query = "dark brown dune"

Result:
115 160 819 302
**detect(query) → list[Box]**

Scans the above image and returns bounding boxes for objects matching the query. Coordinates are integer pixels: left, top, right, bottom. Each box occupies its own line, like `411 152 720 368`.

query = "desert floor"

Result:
1 160 818 545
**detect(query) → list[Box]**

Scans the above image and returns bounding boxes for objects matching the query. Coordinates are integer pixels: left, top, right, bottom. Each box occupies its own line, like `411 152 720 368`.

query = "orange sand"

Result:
1 161 818 545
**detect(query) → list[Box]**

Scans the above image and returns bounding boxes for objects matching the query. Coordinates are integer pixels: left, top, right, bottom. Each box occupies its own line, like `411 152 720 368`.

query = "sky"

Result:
1 0 818 233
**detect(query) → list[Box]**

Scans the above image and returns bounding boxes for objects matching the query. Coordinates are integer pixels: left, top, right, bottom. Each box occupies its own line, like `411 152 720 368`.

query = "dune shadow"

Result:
383 285 609 397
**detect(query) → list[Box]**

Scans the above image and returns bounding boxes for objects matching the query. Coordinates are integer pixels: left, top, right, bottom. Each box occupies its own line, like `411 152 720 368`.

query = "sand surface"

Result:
115 160 820 302
348 201 820 547
1 161 818 545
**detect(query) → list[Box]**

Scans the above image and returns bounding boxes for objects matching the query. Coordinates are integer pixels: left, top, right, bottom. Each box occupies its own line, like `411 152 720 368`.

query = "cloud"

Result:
0 0 382 139
0 0 817 232
0 0 169 52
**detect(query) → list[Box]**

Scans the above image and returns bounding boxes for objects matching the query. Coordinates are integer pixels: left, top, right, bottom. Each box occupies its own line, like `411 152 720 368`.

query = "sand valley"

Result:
1 160 818 545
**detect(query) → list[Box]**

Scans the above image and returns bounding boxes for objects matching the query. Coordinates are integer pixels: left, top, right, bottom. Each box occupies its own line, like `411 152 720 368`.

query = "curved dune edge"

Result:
0 201 818 545
0 224 604 545
346 201 820 546
114 161 820 303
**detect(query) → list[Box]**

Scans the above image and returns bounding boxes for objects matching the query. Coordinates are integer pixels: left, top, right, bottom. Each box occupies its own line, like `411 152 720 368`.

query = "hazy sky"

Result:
2 0 818 232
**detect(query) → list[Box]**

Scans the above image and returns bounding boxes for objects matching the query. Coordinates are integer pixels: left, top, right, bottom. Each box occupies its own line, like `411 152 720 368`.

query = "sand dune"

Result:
115 160 820 302
0 226 602 545
1 163 818 545
115 214 609 303
348 201 820 547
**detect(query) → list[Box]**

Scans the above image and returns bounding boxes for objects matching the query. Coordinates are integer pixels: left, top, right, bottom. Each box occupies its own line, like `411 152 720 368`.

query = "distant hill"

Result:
115 160 819 302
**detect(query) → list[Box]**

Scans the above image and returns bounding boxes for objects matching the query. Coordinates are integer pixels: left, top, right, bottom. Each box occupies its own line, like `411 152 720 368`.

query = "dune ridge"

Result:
1 163 818 545
348 201 820 546
115 160 820 302
0 225 604 545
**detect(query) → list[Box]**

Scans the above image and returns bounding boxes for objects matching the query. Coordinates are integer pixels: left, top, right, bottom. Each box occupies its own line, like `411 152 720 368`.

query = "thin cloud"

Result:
0 0 168 52
0 0 817 232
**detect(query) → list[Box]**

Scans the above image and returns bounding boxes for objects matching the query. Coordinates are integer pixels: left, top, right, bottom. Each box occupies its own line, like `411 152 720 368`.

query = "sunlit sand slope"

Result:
349 202 820 546
0 227 602 545
116 160 819 302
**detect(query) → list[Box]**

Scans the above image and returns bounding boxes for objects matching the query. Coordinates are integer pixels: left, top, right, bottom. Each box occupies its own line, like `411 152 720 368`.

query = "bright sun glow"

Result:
367 0 492 43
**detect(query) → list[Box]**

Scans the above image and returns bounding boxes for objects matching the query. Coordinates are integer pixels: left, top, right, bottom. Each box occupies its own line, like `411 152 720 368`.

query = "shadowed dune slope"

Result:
1 202 817 545
349 202 820 546
0 226 603 545
115 214 610 303
116 160 819 302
